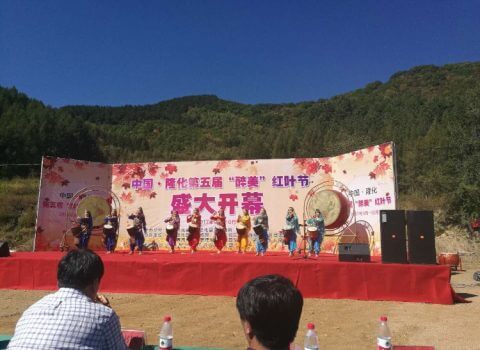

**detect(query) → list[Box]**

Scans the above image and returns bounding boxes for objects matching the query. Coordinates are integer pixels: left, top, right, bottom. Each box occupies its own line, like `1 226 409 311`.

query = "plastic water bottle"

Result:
377 316 392 350
304 323 319 350
159 315 173 350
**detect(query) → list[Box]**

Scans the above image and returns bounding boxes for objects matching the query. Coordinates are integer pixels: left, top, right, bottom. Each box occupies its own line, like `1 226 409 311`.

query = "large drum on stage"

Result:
70 225 82 246
253 224 264 236
307 226 318 240
188 223 199 234
236 223 246 236
214 224 225 235
438 252 461 270
214 224 225 241
126 225 136 237
126 225 136 244
103 224 114 235
306 190 350 229
71 225 82 237
282 225 294 244
166 224 175 235
253 224 266 244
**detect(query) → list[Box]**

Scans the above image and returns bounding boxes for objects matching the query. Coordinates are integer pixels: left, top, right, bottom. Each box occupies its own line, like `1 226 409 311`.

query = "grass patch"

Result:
0 177 39 250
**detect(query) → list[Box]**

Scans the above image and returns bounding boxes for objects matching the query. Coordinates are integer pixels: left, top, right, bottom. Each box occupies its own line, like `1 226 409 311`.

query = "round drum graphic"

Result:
76 195 110 226
306 190 350 229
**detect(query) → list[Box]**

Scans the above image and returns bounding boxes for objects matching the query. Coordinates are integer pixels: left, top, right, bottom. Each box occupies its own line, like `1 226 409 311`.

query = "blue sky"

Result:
1 0 479 107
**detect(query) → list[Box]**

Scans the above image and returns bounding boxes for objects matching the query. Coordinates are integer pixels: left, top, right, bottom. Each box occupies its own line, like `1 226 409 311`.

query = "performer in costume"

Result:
253 207 269 256
78 210 93 249
307 209 325 257
103 209 119 254
128 207 146 255
187 208 201 253
210 208 227 254
285 207 299 256
164 210 180 253
236 208 251 254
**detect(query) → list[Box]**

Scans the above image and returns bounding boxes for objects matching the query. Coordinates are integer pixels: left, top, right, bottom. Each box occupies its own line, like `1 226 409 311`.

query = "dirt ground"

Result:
1 231 480 350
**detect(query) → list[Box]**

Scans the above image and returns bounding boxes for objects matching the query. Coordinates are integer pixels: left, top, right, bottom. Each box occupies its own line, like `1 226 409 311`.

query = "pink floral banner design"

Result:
35 142 397 255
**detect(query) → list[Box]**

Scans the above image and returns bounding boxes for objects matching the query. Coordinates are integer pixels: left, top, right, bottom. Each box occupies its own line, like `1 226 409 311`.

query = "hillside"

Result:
0 62 479 242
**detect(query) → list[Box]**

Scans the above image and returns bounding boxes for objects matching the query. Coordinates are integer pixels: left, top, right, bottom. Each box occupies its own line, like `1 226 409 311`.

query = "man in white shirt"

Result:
8 249 127 349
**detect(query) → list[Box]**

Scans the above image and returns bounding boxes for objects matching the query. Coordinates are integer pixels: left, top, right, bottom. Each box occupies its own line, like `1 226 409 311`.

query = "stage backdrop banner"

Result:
35 142 397 254
34 157 112 251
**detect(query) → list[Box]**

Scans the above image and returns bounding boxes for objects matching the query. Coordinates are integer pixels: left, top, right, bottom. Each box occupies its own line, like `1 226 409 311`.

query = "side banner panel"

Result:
112 142 396 255
34 157 112 251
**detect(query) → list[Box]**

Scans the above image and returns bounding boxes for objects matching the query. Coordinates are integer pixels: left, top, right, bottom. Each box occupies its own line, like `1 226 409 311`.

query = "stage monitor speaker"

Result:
380 210 408 264
338 243 371 262
407 210 436 264
0 241 10 257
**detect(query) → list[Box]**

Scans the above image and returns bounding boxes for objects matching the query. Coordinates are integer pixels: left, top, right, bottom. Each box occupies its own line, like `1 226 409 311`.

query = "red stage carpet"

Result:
0 251 455 304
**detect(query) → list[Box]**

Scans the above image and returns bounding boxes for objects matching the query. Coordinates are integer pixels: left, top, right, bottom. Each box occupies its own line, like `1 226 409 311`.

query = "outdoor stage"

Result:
0 250 457 305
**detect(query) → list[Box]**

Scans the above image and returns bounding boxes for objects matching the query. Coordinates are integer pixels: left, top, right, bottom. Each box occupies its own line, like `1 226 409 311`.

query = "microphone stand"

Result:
293 219 317 261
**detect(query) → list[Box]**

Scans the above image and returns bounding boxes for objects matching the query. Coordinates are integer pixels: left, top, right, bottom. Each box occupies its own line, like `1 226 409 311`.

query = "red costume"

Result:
211 214 227 251
187 213 201 251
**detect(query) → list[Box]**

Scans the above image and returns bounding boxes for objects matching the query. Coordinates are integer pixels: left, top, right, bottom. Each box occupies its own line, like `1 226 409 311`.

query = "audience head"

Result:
236 274 303 350
57 249 104 299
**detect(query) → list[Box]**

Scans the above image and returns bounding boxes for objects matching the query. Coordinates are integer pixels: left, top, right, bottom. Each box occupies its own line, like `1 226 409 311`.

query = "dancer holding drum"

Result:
128 207 147 255
164 210 180 253
284 207 299 256
70 216 83 249
103 209 119 254
187 208 201 253
78 210 93 249
211 208 227 254
236 208 251 254
306 209 325 257
253 207 269 256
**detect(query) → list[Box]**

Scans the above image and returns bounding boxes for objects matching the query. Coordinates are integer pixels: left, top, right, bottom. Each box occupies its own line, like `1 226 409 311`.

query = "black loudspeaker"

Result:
380 210 408 264
0 241 10 257
407 210 436 264
338 243 371 262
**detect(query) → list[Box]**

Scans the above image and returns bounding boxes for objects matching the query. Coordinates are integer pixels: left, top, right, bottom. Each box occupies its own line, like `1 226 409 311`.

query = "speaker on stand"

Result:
380 210 407 264
407 210 436 264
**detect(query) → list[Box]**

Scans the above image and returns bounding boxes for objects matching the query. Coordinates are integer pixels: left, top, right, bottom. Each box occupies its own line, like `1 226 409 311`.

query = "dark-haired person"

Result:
186 208 201 253
104 209 119 254
7 250 127 349
306 209 325 257
253 207 269 256
236 274 304 350
211 208 227 253
164 210 180 253
236 208 251 254
285 207 299 256
79 209 93 249
128 207 147 255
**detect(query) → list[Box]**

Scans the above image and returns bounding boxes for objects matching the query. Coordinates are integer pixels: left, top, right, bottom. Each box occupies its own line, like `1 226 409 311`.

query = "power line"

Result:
0 163 40 167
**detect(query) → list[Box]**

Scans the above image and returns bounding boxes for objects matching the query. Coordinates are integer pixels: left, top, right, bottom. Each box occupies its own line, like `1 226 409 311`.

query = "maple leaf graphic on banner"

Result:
148 163 159 176
165 163 177 174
